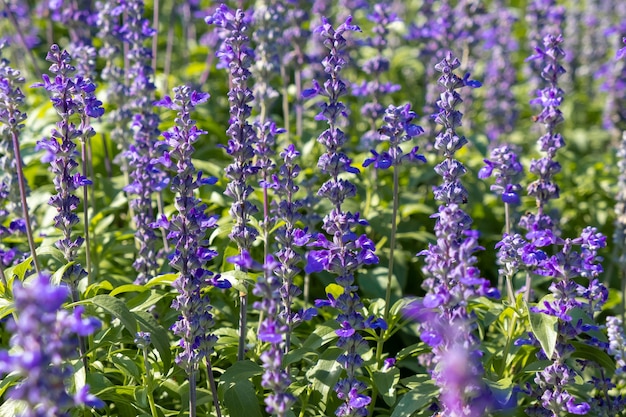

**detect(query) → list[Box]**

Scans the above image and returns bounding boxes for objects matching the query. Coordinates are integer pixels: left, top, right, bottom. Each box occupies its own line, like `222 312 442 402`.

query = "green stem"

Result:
383 166 400 324
206 357 223 417
143 347 159 417
10 128 40 275
238 286 248 361
80 134 92 286
189 368 197 417
280 64 290 144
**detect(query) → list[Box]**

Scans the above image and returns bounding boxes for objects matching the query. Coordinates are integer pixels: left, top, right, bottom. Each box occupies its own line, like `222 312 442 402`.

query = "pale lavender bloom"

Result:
414 52 497 416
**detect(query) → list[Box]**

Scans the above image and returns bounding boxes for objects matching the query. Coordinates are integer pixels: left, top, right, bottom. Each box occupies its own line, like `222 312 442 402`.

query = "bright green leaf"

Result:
528 304 558 360
390 382 438 417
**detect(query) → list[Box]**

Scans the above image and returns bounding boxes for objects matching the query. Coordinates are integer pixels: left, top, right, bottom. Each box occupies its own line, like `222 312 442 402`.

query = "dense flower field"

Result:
1 0 626 416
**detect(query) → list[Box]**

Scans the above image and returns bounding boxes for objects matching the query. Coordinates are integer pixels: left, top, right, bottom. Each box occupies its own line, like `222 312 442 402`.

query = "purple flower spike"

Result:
34 44 103 289
157 85 224 375
415 51 497 416
305 16 379 417
364 103 426 171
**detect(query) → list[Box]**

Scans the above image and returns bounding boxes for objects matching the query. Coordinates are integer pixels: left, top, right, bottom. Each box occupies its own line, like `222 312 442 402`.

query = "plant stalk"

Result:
10 129 40 275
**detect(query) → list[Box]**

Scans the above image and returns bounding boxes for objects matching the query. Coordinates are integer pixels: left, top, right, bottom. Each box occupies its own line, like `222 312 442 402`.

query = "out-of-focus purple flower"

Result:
616 133 626 280
481 2 519 144
0 273 103 415
155 85 226 375
117 0 164 285
351 3 400 150
252 254 296 416
0 45 30 265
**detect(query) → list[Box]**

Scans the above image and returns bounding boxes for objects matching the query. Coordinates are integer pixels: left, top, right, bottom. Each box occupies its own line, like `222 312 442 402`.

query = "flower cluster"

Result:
252 255 296 416
154 86 229 374
414 52 497 416
119 0 165 285
35 44 103 291
266 144 315 348
0 273 102 416
304 16 382 417
206 5 259 252
363 103 425 170
479 144 524 205
519 34 566 236
0 45 29 267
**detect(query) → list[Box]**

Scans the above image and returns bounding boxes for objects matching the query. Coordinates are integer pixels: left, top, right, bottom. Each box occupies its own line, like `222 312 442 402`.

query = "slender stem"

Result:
206 357 223 417
238 289 248 361
143 347 159 417
101 133 113 178
189 369 197 417
295 66 303 139
383 166 400 323
280 64 290 143
524 272 532 303
81 136 92 286
10 129 40 275
151 0 159 75
163 3 176 93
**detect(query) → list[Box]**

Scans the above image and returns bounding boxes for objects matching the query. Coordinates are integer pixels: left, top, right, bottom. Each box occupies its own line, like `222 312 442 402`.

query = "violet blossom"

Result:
34 44 103 295
206 4 260 362
153 86 229 376
412 52 496 416
304 16 381 417
351 3 401 150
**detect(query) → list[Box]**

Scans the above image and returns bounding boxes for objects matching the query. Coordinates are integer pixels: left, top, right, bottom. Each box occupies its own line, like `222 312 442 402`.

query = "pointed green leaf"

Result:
390 382 438 417
86 294 137 334
528 305 558 360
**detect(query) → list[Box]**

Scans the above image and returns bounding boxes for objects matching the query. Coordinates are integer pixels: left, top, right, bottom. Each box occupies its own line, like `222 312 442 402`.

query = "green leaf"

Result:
528 303 558 360
223 379 263 417
144 273 177 287
86 294 138 334
485 377 514 408
390 382 438 417
307 347 343 413
325 283 344 299
220 269 255 294
373 368 400 407
4 256 32 281
220 360 263 389
0 399 25 417
570 341 615 376
135 310 172 373
110 284 147 297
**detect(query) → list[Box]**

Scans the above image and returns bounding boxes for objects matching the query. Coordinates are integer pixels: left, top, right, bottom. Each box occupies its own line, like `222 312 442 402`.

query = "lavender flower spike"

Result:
155 86 228 416
35 44 103 294
413 52 497 416
206 4 260 362
305 16 381 417
0 273 102 416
